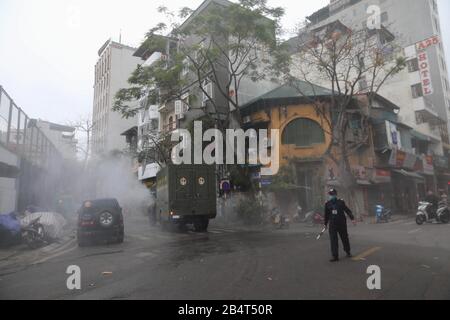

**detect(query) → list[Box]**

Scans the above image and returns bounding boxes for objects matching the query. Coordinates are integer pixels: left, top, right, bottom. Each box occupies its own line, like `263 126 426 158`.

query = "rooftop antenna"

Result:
119 29 122 44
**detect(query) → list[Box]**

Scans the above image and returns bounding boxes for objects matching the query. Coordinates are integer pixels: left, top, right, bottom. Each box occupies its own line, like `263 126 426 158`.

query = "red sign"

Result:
389 148 417 169
376 169 391 177
416 35 440 52
418 51 433 95
422 155 434 175
372 169 391 184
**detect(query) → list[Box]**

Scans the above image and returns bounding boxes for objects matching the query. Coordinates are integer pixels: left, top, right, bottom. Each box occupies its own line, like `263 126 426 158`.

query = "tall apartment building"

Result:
92 39 141 156
306 0 450 153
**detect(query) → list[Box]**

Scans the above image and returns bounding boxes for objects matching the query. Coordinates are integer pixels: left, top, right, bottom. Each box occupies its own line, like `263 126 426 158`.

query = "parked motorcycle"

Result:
376 205 392 223
416 201 450 225
303 210 325 225
269 208 290 229
22 217 46 249
292 206 303 223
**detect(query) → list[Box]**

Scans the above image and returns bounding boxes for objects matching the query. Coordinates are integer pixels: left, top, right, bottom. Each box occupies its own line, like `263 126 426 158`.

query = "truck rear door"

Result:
175 168 193 202
194 168 211 201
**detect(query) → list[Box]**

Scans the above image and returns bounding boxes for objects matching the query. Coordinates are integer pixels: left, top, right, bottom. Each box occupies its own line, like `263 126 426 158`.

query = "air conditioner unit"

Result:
175 100 182 116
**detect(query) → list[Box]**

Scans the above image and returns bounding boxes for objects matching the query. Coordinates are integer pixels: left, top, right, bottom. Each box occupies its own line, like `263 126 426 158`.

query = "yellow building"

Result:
241 81 399 216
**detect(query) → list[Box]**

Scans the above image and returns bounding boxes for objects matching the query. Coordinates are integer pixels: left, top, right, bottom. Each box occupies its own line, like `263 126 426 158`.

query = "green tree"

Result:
113 0 285 133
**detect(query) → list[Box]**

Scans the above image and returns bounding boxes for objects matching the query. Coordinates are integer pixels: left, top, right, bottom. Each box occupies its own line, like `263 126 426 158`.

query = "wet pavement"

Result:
1 215 450 300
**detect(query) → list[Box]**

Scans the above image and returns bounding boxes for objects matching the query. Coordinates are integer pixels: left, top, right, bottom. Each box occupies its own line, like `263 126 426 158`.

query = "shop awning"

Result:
411 130 440 143
392 169 424 180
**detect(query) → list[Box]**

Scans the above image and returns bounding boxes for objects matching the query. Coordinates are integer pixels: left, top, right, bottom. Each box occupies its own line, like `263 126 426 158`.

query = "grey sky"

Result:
0 0 449 126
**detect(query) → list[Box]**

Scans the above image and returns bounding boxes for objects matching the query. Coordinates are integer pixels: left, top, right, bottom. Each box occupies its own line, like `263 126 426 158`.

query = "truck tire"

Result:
194 218 209 233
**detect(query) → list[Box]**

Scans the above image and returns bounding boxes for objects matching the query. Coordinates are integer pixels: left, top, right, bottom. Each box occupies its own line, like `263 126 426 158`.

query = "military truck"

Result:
154 164 217 232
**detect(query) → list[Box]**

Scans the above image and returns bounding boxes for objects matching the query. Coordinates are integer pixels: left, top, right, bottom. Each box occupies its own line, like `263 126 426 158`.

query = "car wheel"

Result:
99 211 114 228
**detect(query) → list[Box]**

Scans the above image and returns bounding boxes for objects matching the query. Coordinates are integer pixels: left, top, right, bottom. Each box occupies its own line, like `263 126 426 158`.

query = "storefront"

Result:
366 169 394 216
434 155 450 194
391 169 423 215
387 148 425 215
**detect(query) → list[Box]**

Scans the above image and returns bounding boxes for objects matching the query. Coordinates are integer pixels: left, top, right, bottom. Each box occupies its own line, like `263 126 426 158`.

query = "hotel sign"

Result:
416 35 440 52
418 51 433 96
371 169 391 184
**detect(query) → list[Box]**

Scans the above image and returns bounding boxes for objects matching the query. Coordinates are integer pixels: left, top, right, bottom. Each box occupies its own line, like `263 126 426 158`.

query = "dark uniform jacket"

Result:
324 199 355 227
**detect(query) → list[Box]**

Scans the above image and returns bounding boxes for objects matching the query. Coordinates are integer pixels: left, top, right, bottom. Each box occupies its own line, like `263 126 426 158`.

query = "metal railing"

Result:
0 85 61 168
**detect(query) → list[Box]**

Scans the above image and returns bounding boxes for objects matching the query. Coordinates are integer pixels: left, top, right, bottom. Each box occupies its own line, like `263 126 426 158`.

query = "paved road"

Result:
1 215 449 300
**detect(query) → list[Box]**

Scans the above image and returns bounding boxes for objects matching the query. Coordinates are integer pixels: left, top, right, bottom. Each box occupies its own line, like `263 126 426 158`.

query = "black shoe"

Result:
346 253 353 258
330 257 339 262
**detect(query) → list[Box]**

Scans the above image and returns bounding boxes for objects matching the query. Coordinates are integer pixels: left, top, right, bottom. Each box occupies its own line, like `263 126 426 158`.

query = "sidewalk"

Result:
0 225 76 272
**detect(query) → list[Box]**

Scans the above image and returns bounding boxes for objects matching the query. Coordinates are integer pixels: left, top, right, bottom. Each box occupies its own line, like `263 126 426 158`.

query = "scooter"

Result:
303 210 325 225
270 208 290 230
375 205 392 223
416 201 450 225
22 217 46 249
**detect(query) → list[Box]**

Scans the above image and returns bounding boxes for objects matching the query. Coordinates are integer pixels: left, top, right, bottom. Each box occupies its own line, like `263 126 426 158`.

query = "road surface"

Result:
1 215 449 300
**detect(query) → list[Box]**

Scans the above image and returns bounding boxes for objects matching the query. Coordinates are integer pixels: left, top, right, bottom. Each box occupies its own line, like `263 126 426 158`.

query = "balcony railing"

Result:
0 86 62 167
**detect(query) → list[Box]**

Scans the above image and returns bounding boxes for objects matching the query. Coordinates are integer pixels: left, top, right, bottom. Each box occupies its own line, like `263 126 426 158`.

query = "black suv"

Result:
77 199 124 246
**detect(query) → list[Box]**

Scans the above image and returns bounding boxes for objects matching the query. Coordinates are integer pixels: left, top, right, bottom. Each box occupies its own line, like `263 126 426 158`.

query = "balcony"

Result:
138 105 159 126
413 96 441 124
158 101 175 113
138 162 160 181
162 121 178 134
143 52 163 67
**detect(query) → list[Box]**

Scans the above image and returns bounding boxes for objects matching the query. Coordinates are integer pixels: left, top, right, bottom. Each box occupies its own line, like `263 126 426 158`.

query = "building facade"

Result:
92 39 141 156
242 81 441 216
35 120 77 160
306 0 450 152
123 0 279 182
0 86 64 213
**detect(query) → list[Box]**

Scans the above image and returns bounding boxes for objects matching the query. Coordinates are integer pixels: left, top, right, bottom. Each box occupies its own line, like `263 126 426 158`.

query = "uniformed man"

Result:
324 189 356 262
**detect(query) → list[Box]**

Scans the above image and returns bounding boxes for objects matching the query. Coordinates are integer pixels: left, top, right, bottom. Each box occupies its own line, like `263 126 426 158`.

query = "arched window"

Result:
282 118 325 147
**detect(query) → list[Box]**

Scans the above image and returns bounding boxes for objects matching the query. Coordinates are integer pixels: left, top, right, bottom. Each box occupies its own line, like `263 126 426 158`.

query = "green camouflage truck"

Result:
154 164 217 232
